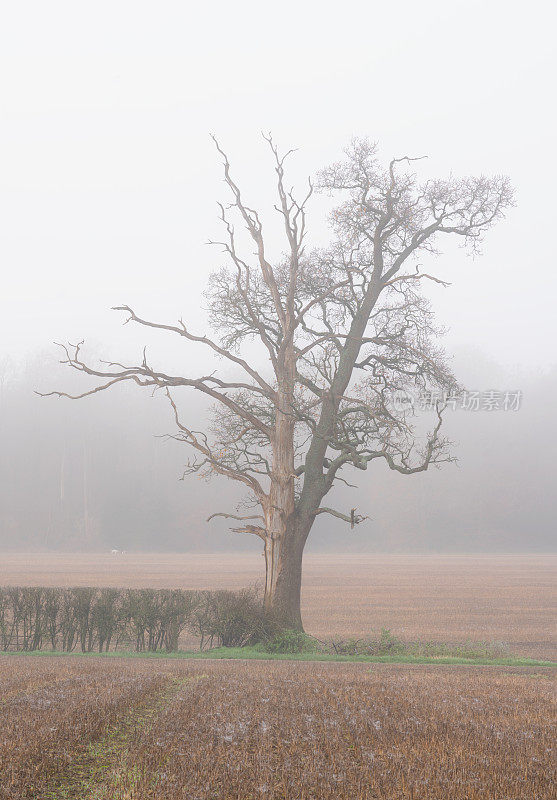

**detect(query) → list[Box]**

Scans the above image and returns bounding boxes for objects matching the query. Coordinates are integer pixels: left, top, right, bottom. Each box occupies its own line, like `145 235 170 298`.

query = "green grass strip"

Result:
2 647 555 668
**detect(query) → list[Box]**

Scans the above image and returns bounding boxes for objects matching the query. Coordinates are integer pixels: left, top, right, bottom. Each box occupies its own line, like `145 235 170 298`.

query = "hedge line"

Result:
0 586 274 653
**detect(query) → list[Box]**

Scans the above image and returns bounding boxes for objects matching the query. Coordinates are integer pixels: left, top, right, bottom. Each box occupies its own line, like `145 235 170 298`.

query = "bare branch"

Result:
112 305 275 396
211 134 287 328
313 507 369 528
207 512 265 523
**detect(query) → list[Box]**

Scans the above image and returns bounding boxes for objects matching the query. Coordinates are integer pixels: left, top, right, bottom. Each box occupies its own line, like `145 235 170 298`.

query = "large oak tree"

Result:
44 137 512 629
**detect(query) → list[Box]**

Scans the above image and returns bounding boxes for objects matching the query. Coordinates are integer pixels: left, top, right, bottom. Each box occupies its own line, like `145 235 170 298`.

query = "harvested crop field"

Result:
1 552 555 659
0 654 554 800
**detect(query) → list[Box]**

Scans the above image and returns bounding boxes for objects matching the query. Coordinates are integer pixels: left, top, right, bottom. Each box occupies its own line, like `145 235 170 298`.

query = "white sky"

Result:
1 0 555 375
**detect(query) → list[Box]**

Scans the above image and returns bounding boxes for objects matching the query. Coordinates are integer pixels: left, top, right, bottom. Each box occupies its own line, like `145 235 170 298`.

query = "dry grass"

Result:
0 655 554 799
1 552 555 658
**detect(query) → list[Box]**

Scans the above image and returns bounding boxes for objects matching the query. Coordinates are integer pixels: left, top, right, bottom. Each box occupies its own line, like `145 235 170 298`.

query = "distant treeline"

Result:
0 586 273 653
2 354 557 553
0 355 220 553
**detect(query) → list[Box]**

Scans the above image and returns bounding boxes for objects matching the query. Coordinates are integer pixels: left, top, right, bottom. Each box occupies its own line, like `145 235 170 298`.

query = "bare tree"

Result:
42 137 513 629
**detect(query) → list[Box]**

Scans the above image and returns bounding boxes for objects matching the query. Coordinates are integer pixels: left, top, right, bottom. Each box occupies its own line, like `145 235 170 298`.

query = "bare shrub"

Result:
0 586 201 653
190 587 276 649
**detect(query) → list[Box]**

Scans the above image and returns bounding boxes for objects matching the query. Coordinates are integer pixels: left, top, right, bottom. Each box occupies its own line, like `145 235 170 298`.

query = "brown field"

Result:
0 654 555 800
1 555 555 799
1 552 555 659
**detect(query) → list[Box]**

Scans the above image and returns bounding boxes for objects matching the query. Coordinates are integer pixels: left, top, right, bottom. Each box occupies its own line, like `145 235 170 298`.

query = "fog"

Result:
0 349 554 553
1 1 555 553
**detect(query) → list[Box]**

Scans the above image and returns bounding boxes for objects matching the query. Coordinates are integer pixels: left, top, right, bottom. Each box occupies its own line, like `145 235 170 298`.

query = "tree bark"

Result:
262 337 301 626
267 515 312 630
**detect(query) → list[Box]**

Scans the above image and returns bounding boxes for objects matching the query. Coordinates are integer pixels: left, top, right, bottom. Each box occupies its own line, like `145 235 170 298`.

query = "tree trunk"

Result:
266 515 312 630
263 341 302 626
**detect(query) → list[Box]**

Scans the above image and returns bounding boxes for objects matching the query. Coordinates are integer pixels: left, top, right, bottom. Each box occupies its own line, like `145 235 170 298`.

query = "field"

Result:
1 552 555 659
1 655 555 799
1 553 555 798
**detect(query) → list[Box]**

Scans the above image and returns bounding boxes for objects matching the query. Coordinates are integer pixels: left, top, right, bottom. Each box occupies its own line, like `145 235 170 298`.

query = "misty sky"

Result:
0 0 555 377
0 1 556 555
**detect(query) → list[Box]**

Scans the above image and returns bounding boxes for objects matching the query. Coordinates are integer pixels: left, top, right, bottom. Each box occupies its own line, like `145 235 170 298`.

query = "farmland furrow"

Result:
0 659 186 799
37 675 205 800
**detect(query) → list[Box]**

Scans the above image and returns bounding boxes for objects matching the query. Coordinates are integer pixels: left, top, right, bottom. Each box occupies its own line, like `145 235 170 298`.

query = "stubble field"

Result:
0 655 554 799
0 552 555 658
0 553 555 798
